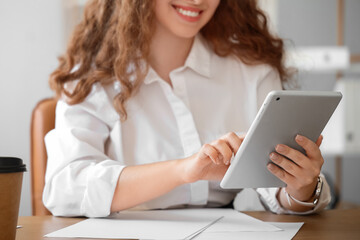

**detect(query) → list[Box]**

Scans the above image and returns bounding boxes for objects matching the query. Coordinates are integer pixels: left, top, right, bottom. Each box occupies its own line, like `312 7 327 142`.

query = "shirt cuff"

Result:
256 174 331 215
81 161 125 217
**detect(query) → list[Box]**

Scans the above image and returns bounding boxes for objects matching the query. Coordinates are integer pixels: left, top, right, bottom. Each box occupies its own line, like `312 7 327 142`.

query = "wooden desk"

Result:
16 208 360 240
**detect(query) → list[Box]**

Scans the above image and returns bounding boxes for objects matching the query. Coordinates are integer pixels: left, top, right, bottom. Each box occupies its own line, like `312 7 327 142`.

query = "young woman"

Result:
43 0 330 217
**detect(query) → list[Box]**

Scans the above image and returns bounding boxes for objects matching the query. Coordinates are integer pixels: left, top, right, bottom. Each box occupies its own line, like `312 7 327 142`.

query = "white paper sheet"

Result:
45 209 282 240
183 216 224 240
45 210 218 239
195 222 304 240
198 209 281 232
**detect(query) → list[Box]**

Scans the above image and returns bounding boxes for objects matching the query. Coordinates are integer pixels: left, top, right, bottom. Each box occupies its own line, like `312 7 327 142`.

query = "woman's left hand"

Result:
267 134 324 203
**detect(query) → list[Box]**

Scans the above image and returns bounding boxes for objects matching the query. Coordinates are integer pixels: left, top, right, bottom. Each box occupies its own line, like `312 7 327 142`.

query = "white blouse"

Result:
43 35 331 217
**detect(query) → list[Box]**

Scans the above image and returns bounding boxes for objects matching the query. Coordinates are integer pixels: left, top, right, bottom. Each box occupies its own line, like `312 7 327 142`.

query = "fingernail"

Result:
296 135 304 142
267 163 275 171
276 144 286 153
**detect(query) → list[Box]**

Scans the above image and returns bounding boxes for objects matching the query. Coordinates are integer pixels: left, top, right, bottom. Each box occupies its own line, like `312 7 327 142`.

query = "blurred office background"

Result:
0 0 359 216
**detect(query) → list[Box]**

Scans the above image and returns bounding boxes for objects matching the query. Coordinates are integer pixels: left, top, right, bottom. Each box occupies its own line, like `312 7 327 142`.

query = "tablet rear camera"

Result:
276 97 280 101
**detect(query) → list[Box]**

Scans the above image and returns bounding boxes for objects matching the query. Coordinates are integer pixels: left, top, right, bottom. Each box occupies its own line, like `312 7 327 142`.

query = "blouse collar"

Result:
144 34 212 85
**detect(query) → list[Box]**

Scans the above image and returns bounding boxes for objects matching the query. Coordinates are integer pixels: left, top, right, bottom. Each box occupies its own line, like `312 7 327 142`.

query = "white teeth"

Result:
176 7 200 17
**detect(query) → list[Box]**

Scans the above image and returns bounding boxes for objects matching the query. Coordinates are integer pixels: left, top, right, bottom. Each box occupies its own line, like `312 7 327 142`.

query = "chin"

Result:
171 27 202 39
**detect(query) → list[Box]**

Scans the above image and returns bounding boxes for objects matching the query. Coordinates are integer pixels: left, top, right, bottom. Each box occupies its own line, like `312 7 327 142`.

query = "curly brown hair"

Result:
50 0 290 121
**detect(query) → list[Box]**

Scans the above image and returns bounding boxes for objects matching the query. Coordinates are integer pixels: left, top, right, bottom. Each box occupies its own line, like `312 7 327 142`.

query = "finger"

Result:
275 144 309 167
267 163 296 186
295 135 322 160
199 144 219 164
316 135 323 147
269 152 300 176
276 144 323 182
271 149 321 185
238 133 246 141
220 132 243 154
212 139 233 165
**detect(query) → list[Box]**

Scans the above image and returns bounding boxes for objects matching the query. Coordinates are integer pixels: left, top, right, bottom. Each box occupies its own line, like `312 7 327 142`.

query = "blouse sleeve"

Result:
256 174 331 215
43 84 124 217
254 67 331 214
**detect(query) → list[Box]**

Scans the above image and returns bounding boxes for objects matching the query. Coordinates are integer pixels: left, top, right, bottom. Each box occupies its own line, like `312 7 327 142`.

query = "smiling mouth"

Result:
172 5 203 18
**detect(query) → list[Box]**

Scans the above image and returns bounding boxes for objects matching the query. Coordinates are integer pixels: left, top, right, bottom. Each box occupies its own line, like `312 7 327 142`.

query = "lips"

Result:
172 4 203 22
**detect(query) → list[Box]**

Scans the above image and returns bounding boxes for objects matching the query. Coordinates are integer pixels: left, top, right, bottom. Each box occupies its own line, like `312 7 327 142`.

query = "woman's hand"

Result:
267 134 324 209
180 132 244 183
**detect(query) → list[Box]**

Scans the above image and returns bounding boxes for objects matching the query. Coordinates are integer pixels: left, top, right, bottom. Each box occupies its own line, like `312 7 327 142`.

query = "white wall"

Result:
0 0 64 216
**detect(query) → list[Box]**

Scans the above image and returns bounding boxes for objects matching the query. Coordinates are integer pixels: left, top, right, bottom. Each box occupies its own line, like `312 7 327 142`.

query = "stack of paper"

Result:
45 209 303 240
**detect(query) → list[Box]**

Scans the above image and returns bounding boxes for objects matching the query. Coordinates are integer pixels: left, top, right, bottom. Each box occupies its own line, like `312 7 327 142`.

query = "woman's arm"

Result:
43 99 123 217
111 160 184 212
111 132 243 212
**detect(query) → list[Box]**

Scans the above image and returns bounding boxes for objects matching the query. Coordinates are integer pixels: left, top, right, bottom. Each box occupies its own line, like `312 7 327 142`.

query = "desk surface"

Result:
16 208 360 240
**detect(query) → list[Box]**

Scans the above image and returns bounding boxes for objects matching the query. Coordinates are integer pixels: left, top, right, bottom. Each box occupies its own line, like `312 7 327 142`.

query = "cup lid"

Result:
0 157 27 173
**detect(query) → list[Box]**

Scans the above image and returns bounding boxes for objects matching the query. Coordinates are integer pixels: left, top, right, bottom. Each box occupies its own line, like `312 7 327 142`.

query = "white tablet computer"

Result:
220 90 342 189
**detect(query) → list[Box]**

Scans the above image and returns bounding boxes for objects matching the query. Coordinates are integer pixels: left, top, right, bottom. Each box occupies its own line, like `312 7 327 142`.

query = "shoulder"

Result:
209 50 278 85
59 81 120 126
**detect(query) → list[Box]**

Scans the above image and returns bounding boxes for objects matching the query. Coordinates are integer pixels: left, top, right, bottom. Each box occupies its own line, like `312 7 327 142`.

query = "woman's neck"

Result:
149 24 194 86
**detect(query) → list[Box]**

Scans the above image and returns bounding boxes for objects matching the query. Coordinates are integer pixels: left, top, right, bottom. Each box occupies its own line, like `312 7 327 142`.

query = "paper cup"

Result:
0 157 26 240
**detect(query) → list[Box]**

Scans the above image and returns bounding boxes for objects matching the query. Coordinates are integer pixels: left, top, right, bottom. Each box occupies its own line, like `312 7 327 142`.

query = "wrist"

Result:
279 176 323 211
175 157 195 184
287 177 319 202
287 176 323 206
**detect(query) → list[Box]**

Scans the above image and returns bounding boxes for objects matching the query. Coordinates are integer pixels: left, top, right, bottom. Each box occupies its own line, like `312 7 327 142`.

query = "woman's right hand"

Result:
180 132 244 183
